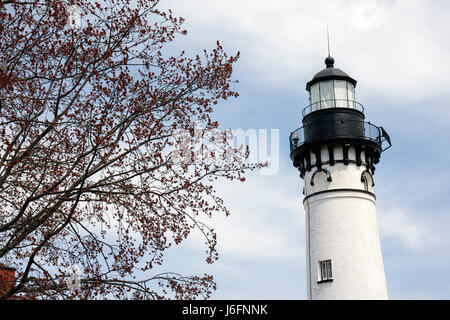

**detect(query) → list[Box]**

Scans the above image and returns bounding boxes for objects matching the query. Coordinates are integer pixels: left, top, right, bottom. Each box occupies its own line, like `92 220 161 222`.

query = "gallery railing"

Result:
289 120 392 152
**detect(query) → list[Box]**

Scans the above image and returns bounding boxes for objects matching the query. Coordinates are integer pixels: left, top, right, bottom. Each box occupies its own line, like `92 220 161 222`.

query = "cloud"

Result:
184 171 305 262
378 207 443 252
154 0 450 299
162 0 450 99
349 0 390 31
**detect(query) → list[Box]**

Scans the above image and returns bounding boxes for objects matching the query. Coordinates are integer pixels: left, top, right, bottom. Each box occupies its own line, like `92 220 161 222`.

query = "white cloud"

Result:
162 0 450 100
153 0 450 299
349 0 390 31
378 207 442 252
184 171 305 262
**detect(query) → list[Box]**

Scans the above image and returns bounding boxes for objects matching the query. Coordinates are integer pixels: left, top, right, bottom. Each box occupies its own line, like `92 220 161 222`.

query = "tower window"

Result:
318 260 333 283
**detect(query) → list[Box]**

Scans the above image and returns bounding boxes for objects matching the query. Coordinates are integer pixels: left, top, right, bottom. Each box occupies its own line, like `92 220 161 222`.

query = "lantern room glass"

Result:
309 80 355 111
347 82 355 108
334 80 348 108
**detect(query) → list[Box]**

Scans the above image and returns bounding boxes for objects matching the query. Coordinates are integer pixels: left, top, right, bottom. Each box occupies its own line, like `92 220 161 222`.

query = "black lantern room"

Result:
290 56 391 178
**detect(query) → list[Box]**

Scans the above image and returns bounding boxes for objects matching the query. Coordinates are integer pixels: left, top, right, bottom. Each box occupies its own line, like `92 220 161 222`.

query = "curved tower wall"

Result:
302 145 388 300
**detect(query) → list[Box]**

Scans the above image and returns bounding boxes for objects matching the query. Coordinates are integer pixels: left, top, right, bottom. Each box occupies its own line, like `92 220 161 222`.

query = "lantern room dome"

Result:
306 56 357 91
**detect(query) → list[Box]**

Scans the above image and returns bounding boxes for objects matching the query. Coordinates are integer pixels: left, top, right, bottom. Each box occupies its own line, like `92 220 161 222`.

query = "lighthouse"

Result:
290 55 392 300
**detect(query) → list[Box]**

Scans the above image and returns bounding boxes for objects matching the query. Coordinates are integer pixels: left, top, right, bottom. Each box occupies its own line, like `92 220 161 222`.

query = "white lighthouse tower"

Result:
290 56 392 300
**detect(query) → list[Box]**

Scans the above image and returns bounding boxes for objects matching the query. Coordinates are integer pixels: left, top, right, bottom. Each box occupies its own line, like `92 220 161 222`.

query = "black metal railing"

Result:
289 120 392 152
302 99 365 117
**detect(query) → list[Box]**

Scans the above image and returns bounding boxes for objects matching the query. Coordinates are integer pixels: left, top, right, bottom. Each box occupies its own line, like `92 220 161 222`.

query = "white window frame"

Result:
318 259 333 282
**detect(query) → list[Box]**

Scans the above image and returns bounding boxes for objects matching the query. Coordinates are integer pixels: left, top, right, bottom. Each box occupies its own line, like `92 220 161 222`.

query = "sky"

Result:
153 0 450 299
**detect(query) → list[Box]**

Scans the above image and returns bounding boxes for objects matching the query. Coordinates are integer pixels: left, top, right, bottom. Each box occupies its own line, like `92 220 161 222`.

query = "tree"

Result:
0 0 258 299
